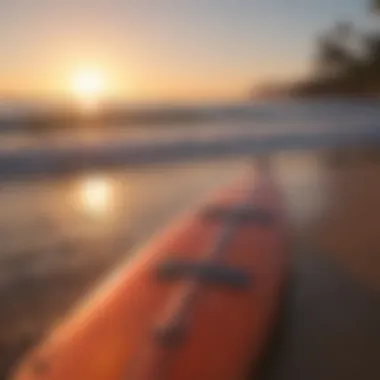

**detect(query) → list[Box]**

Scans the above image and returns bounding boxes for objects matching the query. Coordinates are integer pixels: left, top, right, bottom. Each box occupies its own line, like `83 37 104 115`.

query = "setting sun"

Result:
70 68 106 108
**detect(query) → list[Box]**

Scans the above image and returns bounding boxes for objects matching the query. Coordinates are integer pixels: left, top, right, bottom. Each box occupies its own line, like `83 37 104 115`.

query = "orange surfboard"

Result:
12 166 288 380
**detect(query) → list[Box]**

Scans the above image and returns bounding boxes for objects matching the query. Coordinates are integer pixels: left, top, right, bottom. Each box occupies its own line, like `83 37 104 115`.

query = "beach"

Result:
0 147 380 378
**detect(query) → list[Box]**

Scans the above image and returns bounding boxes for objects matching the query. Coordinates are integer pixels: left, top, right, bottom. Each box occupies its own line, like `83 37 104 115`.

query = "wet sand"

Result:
1 150 380 379
0 159 248 377
265 148 380 380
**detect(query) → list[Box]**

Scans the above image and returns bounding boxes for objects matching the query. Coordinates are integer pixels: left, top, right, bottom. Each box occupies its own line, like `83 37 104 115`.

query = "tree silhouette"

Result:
372 0 380 12
257 2 380 98
315 22 358 78
291 17 380 97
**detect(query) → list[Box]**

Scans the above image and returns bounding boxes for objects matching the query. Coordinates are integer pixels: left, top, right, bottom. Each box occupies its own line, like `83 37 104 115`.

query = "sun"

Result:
70 67 106 108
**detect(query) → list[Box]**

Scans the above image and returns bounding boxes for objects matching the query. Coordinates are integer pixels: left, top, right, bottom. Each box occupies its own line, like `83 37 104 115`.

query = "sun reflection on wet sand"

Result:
76 176 116 218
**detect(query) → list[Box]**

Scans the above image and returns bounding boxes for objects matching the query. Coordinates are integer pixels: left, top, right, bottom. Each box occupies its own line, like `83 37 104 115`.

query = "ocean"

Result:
0 99 380 179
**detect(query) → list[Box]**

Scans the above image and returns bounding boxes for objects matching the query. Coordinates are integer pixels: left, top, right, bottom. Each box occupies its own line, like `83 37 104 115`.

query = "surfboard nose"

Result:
11 171 288 380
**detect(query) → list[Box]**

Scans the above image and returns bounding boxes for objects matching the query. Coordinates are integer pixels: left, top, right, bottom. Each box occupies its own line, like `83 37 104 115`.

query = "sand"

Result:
1 149 380 379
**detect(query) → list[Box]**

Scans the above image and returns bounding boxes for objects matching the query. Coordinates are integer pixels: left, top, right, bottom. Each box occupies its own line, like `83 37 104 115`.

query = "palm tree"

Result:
372 0 380 12
315 22 357 78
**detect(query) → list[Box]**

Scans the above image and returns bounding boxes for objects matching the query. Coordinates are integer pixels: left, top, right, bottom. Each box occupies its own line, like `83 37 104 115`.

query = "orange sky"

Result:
0 0 367 103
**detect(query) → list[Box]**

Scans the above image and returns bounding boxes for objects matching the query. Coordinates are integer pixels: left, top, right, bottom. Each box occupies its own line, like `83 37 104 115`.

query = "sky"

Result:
0 0 372 103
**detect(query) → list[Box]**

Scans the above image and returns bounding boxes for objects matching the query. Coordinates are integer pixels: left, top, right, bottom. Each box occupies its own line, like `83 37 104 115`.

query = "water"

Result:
0 100 380 180
1 101 380 379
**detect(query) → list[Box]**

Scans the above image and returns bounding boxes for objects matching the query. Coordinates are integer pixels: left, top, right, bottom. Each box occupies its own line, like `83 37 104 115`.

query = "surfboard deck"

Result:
12 167 289 380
